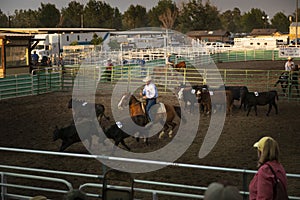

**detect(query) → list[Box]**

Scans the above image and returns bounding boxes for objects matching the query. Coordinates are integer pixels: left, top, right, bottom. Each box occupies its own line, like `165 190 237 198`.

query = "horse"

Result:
68 98 109 121
173 61 186 71
117 93 185 140
274 69 299 96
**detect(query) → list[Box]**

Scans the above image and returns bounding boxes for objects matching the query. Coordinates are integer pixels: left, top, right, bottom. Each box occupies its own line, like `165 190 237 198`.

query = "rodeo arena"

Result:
1 27 300 200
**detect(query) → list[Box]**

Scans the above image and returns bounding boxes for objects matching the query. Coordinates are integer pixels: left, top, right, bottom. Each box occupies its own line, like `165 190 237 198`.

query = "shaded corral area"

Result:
0 60 300 199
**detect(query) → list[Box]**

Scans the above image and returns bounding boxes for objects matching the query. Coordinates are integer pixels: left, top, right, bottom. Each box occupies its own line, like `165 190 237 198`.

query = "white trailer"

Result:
233 37 278 49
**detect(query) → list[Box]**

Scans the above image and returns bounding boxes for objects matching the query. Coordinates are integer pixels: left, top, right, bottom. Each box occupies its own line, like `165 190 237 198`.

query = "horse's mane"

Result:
128 94 140 105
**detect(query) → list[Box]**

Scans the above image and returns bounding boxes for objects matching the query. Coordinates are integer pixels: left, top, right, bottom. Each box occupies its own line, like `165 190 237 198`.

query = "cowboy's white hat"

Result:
143 76 152 82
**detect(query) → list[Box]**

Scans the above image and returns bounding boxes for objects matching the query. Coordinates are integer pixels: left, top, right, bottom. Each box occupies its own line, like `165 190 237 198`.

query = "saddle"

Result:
141 102 166 115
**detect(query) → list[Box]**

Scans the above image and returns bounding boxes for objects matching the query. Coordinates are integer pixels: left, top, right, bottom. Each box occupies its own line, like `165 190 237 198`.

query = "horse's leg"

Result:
167 121 177 138
282 84 287 95
158 130 165 139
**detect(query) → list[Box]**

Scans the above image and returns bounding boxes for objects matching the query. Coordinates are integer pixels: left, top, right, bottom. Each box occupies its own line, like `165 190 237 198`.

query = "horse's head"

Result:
117 93 131 110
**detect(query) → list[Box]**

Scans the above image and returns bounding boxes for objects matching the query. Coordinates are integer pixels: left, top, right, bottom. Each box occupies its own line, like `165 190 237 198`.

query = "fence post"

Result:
242 169 248 200
152 192 158 200
1 173 7 200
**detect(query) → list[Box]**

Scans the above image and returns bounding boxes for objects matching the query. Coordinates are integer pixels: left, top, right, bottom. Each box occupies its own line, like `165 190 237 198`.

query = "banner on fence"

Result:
279 47 300 58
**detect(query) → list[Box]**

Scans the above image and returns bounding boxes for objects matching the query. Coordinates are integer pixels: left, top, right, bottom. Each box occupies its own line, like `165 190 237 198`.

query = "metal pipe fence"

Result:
0 147 300 200
0 64 299 101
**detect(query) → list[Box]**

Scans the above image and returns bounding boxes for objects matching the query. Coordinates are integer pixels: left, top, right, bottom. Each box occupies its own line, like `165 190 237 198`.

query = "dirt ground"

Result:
1 60 300 199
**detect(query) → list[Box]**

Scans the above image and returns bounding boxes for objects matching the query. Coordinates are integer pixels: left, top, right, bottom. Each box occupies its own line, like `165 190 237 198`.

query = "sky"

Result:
0 0 297 18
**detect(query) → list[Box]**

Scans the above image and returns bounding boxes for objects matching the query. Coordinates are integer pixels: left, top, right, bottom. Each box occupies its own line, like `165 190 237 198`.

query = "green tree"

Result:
13 9 39 28
83 0 121 29
240 8 267 32
148 0 178 28
90 33 103 45
220 8 242 32
0 9 9 27
122 4 148 30
271 12 289 33
38 3 60 27
177 0 222 33
61 1 84 28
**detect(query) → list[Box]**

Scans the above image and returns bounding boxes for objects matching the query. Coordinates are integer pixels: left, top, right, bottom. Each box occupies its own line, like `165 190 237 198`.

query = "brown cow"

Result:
198 89 234 115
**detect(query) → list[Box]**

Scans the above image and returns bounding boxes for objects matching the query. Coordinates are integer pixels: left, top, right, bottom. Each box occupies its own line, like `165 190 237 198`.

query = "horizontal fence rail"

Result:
0 147 300 200
0 64 299 101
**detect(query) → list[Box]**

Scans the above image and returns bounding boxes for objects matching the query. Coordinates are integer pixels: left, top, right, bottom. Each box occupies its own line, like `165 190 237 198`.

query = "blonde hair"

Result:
258 137 280 166
204 182 242 200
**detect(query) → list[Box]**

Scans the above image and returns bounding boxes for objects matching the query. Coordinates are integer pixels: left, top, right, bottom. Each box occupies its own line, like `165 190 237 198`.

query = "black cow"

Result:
177 84 207 113
53 118 133 152
225 86 249 110
68 98 108 121
101 123 132 151
245 90 279 116
53 120 103 152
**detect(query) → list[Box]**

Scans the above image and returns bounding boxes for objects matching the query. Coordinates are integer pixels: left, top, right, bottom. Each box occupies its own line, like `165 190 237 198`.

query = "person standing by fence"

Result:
106 58 113 82
249 136 288 200
32 51 39 66
285 57 294 71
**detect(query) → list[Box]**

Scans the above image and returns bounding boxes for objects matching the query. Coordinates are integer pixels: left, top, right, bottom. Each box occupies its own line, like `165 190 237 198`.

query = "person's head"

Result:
253 136 280 166
288 56 293 61
34 50 37 54
204 182 242 200
143 76 152 85
64 189 86 200
30 196 47 200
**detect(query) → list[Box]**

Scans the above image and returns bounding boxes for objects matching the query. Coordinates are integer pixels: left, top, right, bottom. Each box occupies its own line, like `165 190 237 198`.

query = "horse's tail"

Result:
173 106 187 123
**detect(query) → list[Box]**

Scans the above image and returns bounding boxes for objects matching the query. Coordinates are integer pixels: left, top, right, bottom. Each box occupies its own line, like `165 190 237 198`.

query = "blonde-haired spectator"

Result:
249 136 288 200
30 195 47 200
204 182 242 200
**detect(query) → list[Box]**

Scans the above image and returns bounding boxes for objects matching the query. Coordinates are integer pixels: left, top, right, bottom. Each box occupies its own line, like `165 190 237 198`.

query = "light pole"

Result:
296 0 298 47
262 15 269 29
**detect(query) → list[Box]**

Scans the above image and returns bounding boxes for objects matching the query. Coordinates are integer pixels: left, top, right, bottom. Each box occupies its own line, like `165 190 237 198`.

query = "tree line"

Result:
0 0 298 34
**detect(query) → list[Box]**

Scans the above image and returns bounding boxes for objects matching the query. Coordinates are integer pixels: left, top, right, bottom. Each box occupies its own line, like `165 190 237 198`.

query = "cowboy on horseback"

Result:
166 53 174 67
141 76 158 122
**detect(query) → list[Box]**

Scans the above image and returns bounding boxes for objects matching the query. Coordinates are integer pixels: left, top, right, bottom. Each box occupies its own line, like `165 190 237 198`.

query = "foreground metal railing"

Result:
1 147 300 200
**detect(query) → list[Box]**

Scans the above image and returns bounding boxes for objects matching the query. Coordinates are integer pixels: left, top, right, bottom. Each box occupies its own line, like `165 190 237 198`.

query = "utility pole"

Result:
296 0 298 47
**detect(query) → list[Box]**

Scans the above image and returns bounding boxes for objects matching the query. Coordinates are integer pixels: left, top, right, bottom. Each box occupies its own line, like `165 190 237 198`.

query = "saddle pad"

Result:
156 103 166 114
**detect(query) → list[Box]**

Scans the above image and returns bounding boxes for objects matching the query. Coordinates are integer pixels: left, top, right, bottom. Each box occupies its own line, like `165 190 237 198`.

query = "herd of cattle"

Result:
176 84 279 116
53 98 133 152
53 84 279 152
